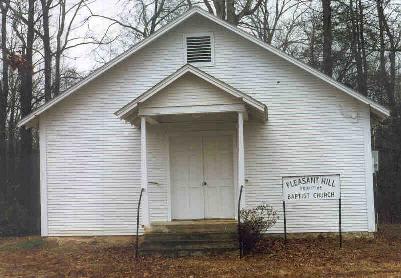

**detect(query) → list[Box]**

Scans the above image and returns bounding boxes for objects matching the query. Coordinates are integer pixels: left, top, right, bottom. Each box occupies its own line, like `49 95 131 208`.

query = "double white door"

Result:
170 135 234 219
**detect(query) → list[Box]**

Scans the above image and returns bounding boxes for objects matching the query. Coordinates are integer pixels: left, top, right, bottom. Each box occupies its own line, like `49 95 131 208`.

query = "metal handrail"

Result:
237 185 244 258
135 188 145 259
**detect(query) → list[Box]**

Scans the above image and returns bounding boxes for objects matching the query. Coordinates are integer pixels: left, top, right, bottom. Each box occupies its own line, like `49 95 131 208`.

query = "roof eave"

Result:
370 105 391 119
19 6 390 127
18 116 38 129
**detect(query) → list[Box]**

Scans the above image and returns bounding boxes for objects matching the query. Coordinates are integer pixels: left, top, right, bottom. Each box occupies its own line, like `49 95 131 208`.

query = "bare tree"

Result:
375 0 398 107
202 0 263 25
322 0 333 76
53 0 91 95
89 0 190 39
243 0 308 45
88 0 190 65
17 0 36 226
40 0 52 101
357 0 368 95
349 0 367 95
0 0 105 233
0 0 10 190
381 7 398 107
4 0 95 98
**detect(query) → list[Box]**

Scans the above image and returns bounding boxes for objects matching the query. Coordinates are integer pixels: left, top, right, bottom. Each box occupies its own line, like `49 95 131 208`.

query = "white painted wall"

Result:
39 14 374 236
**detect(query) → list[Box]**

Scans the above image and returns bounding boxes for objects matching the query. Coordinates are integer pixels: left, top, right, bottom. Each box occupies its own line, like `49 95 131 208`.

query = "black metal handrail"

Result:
135 188 145 259
237 185 244 258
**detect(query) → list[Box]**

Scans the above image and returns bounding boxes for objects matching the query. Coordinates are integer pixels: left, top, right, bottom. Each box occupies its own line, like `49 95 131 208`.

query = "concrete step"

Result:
143 232 238 242
141 239 238 250
140 247 237 257
146 220 237 234
140 220 239 257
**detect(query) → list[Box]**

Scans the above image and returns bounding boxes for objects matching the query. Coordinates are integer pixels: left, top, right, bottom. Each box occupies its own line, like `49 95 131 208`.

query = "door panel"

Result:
170 134 234 220
170 136 204 219
203 135 234 218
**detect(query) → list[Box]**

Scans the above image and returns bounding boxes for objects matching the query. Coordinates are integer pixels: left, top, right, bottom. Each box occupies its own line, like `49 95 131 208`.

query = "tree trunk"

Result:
205 0 262 25
376 0 394 106
309 22 318 68
226 0 236 24
41 0 52 101
53 0 66 96
357 0 368 96
18 0 35 231
212 0 226 20
350 0 366 95
0 79 4 195
322 0 333 77
54 52 61 95
7 86 16 185
0 1 10 195
382 9 397 107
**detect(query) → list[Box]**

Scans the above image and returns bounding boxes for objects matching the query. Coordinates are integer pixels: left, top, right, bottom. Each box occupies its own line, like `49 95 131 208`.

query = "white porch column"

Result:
140 117 150 227
238 112 245 207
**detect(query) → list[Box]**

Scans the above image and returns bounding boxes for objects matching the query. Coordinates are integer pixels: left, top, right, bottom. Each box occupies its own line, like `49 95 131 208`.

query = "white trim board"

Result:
39 119 48 236
18 7 389 128
364 113 376 232
139 104 246 116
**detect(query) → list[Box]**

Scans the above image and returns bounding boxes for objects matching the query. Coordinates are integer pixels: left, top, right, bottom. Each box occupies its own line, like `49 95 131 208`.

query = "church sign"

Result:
282 174 340 202
281 174 343 248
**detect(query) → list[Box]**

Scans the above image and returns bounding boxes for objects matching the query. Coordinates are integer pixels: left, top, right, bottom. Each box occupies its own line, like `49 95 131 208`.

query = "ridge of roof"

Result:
18 6 389 128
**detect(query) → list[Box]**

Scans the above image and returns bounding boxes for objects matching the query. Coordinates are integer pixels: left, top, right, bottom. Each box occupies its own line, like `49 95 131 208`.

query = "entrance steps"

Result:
140 220 238 257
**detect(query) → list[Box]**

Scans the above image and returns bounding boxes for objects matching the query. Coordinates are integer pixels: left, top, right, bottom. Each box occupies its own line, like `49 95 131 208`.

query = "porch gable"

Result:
115 64 268 125
142 73 240 109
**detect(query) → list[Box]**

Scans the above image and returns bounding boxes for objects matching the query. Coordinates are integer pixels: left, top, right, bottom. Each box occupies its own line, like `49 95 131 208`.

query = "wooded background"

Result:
0 0 400 235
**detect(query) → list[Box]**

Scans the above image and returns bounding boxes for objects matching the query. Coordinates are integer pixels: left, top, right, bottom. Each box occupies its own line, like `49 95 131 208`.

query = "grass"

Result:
0 237 45 251
0 225 401 277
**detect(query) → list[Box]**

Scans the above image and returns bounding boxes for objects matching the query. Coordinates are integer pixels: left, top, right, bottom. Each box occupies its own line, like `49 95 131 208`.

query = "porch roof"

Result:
115 64 268 125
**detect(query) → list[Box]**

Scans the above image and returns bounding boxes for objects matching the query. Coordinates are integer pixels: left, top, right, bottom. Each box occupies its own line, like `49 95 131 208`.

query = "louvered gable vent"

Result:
186 35 212 63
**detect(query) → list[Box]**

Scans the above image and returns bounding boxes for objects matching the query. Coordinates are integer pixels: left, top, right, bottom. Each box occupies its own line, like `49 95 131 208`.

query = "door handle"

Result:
202 181 207 186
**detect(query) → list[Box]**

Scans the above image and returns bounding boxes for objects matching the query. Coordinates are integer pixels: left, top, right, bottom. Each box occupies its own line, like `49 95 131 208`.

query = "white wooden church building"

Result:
19 7 389 237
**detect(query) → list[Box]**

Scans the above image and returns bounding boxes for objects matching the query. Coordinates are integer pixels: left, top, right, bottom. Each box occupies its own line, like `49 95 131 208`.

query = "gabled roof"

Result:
18 7 390 128
115 64 267 122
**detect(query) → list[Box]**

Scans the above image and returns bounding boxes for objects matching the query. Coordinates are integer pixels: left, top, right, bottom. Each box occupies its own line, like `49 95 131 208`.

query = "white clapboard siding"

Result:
142 73 240 108
40 14 373 236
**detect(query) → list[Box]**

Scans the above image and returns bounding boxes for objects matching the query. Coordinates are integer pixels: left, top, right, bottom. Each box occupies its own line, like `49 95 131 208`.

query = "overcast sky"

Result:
67 0 121 72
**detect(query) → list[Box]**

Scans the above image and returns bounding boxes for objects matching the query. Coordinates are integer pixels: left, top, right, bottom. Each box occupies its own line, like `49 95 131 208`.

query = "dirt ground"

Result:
1 225 401 278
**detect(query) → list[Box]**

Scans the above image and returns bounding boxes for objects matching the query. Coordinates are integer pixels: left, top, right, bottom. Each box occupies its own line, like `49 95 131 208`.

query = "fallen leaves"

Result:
0 225 401 277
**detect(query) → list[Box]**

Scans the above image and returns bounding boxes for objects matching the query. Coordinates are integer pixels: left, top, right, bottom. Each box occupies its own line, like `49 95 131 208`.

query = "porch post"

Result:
141 116 150 227
238 112 245 208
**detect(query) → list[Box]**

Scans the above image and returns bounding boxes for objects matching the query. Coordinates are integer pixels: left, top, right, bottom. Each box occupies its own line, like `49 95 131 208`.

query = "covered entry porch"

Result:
115 65 267 227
